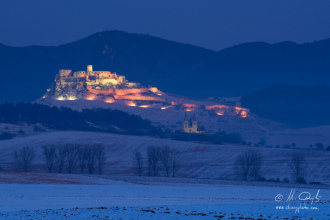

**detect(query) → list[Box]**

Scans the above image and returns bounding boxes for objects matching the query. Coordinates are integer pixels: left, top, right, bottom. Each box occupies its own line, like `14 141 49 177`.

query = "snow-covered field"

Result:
0 173 329 219
1 131 329 184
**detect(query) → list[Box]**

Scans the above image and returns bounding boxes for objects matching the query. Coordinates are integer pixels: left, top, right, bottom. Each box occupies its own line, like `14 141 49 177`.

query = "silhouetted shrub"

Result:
315 143 324 150
283 178 290 183
296 177 307 184
0 132 16 140
283 144 291 149
309 181 321 185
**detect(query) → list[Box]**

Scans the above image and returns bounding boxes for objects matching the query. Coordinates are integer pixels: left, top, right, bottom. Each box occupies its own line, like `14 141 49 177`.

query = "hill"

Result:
242 85 330 128
0 31 330 103
0 131 329 184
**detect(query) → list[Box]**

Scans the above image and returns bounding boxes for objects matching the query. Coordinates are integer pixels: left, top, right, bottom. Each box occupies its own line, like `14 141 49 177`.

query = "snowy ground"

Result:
0 173 329 219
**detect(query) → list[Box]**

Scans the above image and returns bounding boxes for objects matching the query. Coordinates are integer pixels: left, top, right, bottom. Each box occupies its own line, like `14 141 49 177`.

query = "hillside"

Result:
1 31 330 103
242 85 330 128
0 131 329 184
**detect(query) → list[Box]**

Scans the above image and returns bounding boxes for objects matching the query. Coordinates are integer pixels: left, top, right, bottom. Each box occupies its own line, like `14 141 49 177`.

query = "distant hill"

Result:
0 30 330 103
241 85 330 128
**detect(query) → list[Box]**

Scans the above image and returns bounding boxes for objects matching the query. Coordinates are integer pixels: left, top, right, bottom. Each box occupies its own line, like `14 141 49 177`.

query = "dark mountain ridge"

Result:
0 30 329 103
242 84 330 128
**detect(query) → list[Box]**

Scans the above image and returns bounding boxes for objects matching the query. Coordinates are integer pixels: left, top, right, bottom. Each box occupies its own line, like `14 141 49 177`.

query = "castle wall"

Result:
113 94 166 102
74 71 86 78
95 78 119 85
87 85 115 95
59 70 72 78
115 88 150 96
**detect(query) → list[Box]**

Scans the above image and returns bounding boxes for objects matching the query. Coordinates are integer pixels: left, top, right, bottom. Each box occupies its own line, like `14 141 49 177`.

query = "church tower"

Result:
192 112 197 131
183 112 188 131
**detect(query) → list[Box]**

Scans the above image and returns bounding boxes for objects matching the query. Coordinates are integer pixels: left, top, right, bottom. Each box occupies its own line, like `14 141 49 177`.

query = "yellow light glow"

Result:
104 97 116 103
139 105 150 108
56 96 64 101
240 110 248 118
216 112 223 115
67 96 77 100
185 109 192 112
84 94 97 100
126 101 137 107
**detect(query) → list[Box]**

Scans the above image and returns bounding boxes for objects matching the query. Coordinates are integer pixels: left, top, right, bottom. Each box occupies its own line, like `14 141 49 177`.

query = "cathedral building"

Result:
183 112 204 133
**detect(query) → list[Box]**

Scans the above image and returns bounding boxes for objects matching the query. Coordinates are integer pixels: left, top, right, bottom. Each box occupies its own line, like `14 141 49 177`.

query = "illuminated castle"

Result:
50 65 164 102
43 65 250 118
56 65 138 92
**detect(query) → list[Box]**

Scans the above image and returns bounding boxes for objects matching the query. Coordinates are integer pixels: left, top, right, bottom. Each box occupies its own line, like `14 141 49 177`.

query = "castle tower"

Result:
87 65 93 72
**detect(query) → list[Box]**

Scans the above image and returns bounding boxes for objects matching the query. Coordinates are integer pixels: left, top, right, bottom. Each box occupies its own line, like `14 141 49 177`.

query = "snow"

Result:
36 95 284 144
35 95 330 148
0 176 329 219
1 131 330 184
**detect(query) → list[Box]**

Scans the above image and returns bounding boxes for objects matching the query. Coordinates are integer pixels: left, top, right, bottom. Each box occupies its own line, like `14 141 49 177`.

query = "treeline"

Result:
13 144 106 174
0 102 246 145
172 130 243 145
0 102 161 136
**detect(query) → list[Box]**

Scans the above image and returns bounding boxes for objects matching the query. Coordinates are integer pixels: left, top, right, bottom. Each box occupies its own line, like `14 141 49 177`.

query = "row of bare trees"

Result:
13 144 106 174
234 150 308 183
133 146 180 177
42 143 106 174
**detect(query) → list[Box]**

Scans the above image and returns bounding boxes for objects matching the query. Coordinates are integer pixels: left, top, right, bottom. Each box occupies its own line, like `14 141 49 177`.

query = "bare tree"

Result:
147 146 161 176
56 145 67 173
147 148 152 176
133 150 143 176
42 144 57 173
66 144 80 174
234 150 262 181
0 151 2 171
160 145 171 177
250 150 263 180
78 145 86 174
234 150 263 180
289 152 308 183
95 144 106 174
13 146 36 172
234 152 251 180
171 149 180 177
85 144 97 174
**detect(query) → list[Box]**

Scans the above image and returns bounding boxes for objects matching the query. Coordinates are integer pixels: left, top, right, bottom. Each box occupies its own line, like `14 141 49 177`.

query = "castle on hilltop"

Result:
56 65 139 93
47 65 165 102
42 65 249 120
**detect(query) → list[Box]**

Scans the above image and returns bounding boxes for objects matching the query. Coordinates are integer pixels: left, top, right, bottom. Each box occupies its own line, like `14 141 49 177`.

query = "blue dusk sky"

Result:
0 0 329 50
